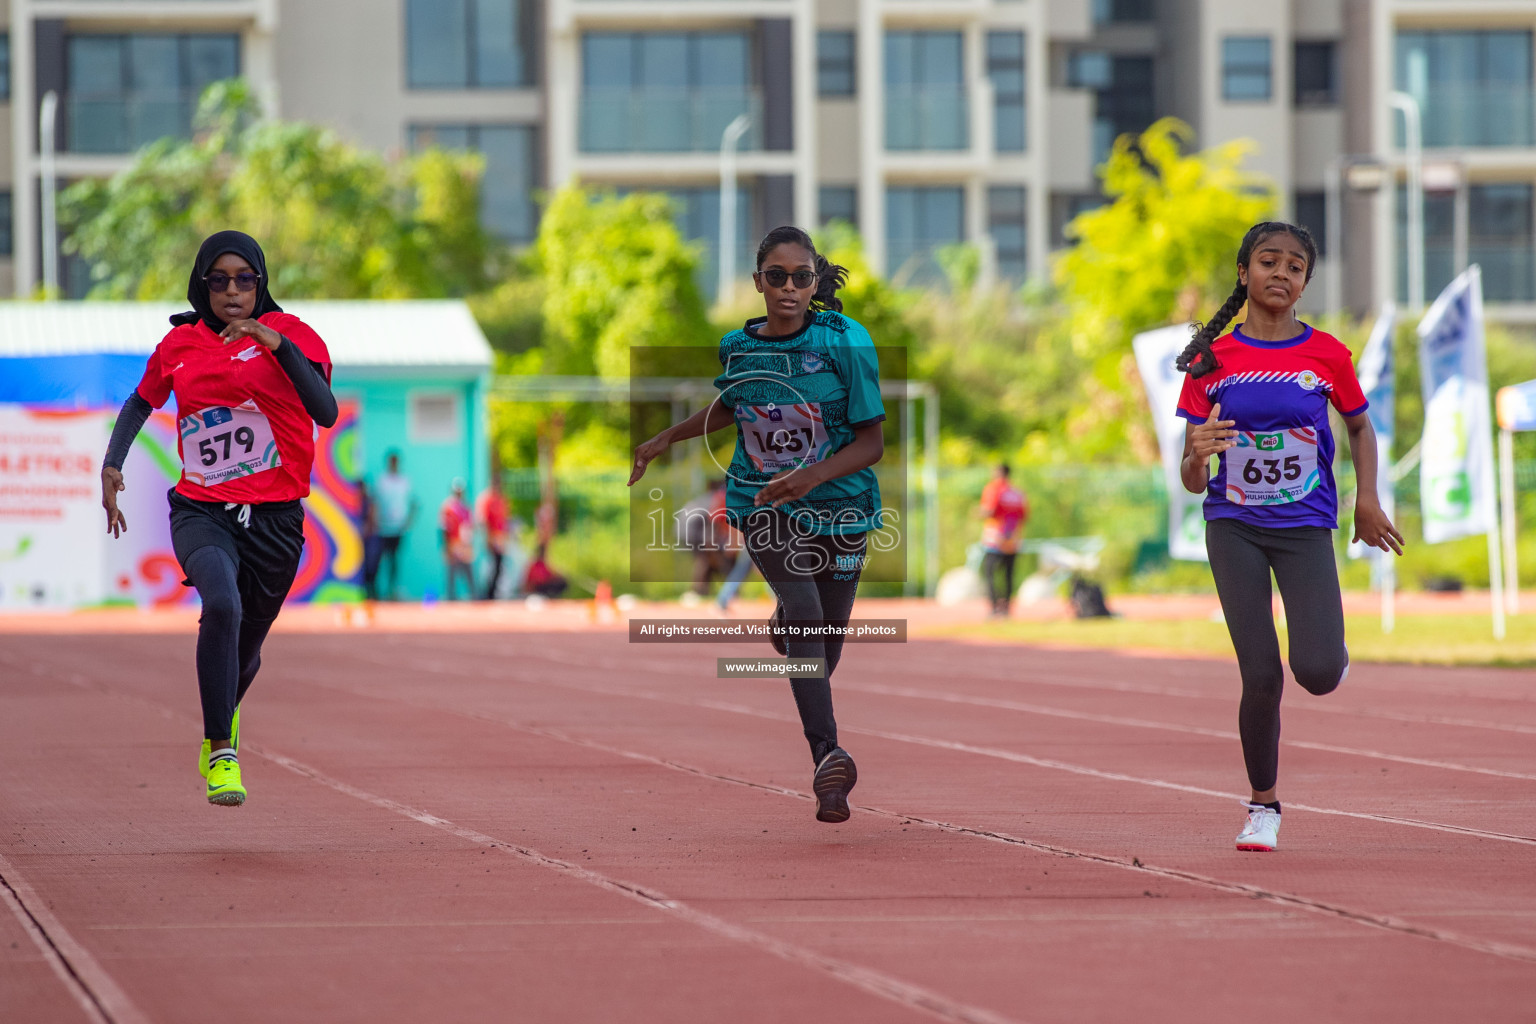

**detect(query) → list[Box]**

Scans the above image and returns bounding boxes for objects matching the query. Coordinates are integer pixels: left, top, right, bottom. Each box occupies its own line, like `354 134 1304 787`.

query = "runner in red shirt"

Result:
100 231 337 807
439 479 474 600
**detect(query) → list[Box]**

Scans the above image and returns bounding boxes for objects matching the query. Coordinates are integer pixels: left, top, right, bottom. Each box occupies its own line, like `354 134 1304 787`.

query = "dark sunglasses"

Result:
756 268 817 289
204 271 261 293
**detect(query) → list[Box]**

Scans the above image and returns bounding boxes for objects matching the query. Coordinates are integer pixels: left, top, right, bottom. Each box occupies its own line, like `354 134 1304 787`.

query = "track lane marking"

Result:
0 850 151 1024
257 670 1536 967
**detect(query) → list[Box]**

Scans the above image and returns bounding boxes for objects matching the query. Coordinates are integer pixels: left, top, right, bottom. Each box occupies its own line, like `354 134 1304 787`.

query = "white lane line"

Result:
0 850 152 1024
271 676 1536 967
837 680 1536 783
250 743 1025 1024
382 648 1536 847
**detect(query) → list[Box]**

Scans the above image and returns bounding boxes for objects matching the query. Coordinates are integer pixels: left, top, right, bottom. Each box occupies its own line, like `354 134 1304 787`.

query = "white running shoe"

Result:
1235 803 1280 852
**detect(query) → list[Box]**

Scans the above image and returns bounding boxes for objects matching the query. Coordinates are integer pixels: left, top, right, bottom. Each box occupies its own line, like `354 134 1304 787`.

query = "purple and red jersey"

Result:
1176 324 1367 530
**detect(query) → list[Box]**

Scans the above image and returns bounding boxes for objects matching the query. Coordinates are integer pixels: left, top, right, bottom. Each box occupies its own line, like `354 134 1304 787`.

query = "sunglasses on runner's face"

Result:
205 271 261 292
756 268 817 289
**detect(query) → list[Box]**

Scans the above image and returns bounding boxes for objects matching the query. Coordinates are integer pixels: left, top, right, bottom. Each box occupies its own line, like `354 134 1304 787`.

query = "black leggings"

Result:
742 511 867 765
981 550 1016 609
1206 517 1348 793
171 492 305 741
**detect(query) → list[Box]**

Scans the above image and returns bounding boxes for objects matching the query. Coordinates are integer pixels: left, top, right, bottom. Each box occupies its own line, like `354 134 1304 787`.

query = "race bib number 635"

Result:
1224 428 1321 506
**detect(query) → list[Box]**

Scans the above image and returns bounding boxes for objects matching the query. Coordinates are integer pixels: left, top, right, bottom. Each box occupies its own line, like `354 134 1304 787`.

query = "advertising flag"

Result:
1133 324 1208 561
1418 266 1496 543
1349 305 1396 559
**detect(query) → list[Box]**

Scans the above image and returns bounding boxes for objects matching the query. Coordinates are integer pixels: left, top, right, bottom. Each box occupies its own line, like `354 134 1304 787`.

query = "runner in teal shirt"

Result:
630 226 885 824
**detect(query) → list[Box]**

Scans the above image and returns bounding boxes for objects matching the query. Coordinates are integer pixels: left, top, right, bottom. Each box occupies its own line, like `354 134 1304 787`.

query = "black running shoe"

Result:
769 602 787 656
812 747 857 823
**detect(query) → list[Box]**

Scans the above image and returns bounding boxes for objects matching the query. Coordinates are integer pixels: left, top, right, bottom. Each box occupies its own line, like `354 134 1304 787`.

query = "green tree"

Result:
533 184 711 379
1052 117 1276 461
61 80 492 300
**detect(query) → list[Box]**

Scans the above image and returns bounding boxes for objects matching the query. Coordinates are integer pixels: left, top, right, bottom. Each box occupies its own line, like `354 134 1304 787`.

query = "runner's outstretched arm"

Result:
101 392 153 537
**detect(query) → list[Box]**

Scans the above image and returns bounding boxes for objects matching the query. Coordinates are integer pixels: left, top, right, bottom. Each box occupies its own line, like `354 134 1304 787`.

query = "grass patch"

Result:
918 613 1536 668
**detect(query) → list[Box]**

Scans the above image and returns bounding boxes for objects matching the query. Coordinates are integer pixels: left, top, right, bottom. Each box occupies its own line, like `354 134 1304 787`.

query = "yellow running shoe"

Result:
206 756 246 806
197 705 241 779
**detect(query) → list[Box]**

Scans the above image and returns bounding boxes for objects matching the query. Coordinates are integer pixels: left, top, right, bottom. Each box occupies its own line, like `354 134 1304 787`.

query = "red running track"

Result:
2 616 1534 1023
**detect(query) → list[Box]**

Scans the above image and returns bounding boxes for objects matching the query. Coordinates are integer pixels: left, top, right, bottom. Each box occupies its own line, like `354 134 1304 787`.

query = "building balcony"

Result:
579 87 760 154
885 85 969 151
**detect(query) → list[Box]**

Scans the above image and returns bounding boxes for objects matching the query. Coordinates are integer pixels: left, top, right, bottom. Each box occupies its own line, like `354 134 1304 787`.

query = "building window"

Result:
1095 56 1154 163
1051 192 1106 248
1399 183 1535 303
1094 0 1154 23
988 186 1027 281
1 34 10 102
886 186 964 286
987 31 1026 154
819 186 857 228
1294 191 1326 257
406 0 528 89
885 31 967 151
818 31 855 97
0 191 11 256
1294 42 1338 107
65 34 239 153
1396 30 1533 148
1222 36 1272 102
409 124 539 244
580 32 753 153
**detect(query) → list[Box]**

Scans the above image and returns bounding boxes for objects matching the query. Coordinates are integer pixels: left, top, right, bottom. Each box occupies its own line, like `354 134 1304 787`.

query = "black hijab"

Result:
169 230 283 331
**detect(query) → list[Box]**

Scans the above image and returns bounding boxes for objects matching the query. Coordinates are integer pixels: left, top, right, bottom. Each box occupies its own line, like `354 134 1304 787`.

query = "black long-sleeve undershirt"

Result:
102 336 337 471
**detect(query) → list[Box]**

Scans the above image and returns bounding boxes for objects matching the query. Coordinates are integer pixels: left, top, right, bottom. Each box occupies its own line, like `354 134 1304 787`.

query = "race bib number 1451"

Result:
737 402 830 473
179 401 281 487
1224 428 1321 506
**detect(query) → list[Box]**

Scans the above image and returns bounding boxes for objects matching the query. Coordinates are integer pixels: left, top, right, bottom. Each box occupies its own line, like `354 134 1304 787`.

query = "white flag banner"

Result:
1133 324 1208 561
1349 304 1397 559
1418 266 1496 543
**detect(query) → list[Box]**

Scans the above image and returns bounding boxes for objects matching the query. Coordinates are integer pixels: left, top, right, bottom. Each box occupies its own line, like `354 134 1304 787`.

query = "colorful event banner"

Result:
0 399 363 610
1417 266 1497 544
0 407 108 608
1496 379 1536 432
1133 324 1208 561
1348 305 1397 561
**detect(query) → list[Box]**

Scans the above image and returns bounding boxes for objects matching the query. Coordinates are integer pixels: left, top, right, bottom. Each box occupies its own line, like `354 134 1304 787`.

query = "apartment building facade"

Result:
5 0 1536 318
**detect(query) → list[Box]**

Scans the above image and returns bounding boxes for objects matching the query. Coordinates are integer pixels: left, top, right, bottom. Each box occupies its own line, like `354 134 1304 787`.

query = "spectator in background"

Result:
359 477 383 600
374 450 415 600
477 473 511 600
676 479 733 598
440 478 474 600
978 463 1029 618
523 542 568 598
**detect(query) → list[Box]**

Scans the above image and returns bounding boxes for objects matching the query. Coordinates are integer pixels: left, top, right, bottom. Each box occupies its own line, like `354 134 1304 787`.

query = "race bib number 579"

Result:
1225 428 1321 506
179 401 281 487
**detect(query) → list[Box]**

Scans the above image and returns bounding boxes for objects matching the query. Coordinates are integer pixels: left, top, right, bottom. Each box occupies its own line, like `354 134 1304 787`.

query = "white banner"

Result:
0 406 109 609
1349 304 1397 560
1133 324 1208 561
1418 266 1496 543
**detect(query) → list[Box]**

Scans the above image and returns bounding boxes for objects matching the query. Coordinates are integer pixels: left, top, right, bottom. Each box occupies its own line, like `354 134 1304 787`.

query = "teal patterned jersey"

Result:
713 310 886 536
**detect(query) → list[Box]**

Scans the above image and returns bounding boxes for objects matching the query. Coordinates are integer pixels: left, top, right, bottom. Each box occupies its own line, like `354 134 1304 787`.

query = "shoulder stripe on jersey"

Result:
1204 371 1333 396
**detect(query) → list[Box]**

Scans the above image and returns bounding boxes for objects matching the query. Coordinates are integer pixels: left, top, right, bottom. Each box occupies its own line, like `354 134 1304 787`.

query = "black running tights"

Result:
743 513 867 765
1206 518 1348 793
184 546 279 741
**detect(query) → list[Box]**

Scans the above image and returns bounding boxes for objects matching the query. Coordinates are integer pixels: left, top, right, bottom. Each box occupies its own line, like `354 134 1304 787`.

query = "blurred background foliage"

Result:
59 97 1536 594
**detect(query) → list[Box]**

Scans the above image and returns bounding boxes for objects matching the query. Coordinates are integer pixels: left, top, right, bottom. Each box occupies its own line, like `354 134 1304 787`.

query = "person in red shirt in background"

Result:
440 478 474 600
977 463 1029 618
475 471 511 600
100 230 337 807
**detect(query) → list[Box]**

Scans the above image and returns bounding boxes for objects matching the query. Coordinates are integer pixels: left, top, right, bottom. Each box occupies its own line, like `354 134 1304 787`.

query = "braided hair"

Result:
755 225 850 314
1177 221 1319 379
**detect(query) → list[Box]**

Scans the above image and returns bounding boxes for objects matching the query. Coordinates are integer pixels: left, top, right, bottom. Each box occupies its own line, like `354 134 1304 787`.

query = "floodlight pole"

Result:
718 114 752 303
1390 91 1424 313
40 90 59 300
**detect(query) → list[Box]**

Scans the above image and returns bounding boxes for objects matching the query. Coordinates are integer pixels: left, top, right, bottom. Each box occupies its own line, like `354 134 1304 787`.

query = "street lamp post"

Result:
717 114 752 304
1390 91 1424 312
39 91 60 300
